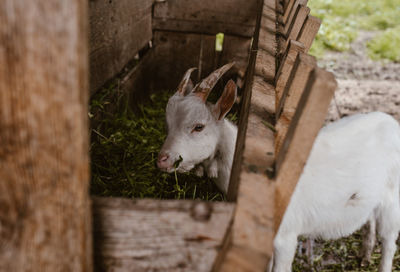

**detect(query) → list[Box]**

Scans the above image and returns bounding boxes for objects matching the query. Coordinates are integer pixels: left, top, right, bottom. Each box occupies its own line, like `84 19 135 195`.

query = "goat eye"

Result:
192 124 205 133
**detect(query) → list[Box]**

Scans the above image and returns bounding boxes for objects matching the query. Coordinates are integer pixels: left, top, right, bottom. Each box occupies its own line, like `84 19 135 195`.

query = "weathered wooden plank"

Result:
285 5 310 46
275 53 316 154
275 40 305 108
284 0 307 34
282 0 295 22
219 0 277 270
150 31 251 94
92 197 235 272
0 1 91 271
89 0 153 94
298 15 321 52
153 0 258 37
274 68 337 230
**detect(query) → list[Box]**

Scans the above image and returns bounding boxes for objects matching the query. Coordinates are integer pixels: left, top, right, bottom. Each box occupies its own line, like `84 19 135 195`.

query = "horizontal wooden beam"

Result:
93 197 235 272
153 0 258 37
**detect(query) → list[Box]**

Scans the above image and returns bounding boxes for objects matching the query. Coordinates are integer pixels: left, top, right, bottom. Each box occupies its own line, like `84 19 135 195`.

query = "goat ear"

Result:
192 62 235 102
176 67 197 96
214 80 237 120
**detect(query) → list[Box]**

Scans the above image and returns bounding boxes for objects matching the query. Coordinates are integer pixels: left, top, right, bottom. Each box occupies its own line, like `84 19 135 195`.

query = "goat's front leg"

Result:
271 232 298 272
360 217 376 267
206 159 218 178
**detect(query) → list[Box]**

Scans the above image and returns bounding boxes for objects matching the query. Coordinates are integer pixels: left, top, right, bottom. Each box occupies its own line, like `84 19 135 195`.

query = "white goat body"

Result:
271 112 400 272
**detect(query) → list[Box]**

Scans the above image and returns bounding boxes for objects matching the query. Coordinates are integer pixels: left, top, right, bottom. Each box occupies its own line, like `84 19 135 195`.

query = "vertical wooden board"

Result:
93 197 235 272
255 0 278 83
220 0 277 269
285 5 310 45
275 40 305 107
150 31 251 94
274 69 337 230
151 31 215 93
220 35 252 79
277 53 316 119
275 53 316 154
298 15 321 52
0 1 91 271
284 0 307 34
89 0 152 94
153 0 258 37
283 0 295 18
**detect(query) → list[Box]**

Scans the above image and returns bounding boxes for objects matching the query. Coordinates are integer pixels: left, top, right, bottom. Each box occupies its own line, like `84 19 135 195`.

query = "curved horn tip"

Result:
177 67 198 95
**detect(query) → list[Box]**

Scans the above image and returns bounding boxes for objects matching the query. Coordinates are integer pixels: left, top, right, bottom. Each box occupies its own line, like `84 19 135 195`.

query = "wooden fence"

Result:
0 0 336 271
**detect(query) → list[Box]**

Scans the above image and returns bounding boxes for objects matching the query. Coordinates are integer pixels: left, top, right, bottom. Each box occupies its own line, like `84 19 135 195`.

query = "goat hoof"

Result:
360 258 371 268
195 166 204 177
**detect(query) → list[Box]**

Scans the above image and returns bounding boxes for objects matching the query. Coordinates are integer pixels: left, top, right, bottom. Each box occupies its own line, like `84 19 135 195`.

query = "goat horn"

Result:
177 67 197 96
192 62 235 101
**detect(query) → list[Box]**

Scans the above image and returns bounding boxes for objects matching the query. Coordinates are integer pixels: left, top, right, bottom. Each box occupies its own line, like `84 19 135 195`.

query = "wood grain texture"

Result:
89 0 152 94
282 0 296 23
0 1 91 271
275 53 316 154
275 40 305 108
284 5 310 48
92 197 234 272
150 31 251 94
274 68 337 230
220 0 277 270
153 0 259 37
298 15 321 52
284 0 307 34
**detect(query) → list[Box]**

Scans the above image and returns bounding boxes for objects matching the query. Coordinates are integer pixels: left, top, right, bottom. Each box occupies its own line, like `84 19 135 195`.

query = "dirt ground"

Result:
321 31 400 123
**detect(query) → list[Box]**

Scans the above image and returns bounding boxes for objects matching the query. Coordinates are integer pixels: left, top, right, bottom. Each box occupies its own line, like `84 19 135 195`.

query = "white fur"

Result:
159 93 237 194
271 112 400 272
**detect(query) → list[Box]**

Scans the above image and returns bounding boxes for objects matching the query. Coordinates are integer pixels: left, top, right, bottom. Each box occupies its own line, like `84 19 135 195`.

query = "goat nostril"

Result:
158 154 169 162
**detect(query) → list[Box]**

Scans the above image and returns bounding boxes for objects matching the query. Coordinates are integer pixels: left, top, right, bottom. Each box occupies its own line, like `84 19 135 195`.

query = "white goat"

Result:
157 63 237 194
271 112 400 272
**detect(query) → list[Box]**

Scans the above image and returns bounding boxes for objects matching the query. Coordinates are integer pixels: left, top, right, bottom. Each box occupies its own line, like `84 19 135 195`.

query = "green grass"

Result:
89 87 225 201
293 231 400 271
308 0 400 60
367 25 400 62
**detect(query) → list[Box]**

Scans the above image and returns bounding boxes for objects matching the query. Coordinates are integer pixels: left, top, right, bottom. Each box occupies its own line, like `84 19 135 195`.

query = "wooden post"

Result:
298 15 322 52
275 40 305 108
283 0 307 32
275 53 316 154
0 1 92 271
274 68 337 230
284 5 310 47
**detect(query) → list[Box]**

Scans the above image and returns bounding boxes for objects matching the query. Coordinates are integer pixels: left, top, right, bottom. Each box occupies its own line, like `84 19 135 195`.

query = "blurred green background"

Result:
309 0 400 61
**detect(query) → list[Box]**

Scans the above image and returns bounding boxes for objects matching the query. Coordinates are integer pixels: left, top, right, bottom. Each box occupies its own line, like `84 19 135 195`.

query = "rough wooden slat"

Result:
153 0 258 37
275 40 305 108
0 1 91 271
275 53 316 154
298 15 321 52
220 0 277 270
284 0 307 34
282 0 296 23
150 31 251 94
274 68 337 230
92 197 234 272
283 5 310 53
89 0 152 94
